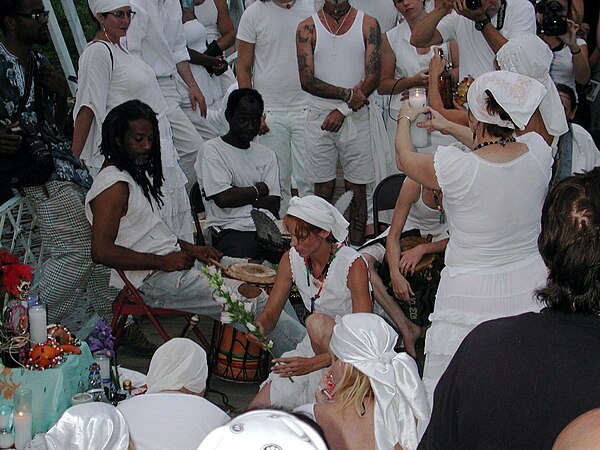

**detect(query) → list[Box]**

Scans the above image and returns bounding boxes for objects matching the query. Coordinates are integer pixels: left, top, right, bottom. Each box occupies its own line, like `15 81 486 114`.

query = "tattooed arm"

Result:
296 16 351 101
361 15 382 98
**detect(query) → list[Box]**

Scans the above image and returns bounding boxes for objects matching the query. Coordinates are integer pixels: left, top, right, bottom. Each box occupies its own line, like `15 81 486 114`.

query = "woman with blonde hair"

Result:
295 313 430 450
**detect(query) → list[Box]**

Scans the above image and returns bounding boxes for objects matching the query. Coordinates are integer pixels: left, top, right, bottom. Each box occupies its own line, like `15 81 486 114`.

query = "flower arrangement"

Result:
201 265 275 356
87 319 116 359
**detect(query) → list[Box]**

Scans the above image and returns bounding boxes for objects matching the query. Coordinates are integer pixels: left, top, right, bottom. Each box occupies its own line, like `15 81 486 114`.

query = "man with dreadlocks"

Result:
85 100 306 355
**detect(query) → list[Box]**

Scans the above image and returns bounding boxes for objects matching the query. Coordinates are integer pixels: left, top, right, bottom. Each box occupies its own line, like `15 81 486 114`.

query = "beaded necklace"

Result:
272 0 296 9
305 243 343 313
474 137 516 150
432 190 446 224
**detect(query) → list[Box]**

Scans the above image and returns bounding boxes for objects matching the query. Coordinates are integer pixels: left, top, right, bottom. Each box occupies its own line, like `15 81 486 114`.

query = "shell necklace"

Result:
320 8 351 57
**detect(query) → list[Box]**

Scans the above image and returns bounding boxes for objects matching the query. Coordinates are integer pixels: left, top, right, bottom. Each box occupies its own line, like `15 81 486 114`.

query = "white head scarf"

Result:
88 0 130 15
45 403 130 450
146 338 209 395
286 195 349 243
329 313 430 450
496 34 568 138
197 409 329 450
467 70 547 131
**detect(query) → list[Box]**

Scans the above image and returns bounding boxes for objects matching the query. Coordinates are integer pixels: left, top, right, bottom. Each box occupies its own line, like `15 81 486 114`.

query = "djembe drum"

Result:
209 262 276 383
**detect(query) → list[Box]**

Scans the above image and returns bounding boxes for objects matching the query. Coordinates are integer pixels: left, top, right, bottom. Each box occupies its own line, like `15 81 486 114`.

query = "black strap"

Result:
496 0 507 31
12 55 36 122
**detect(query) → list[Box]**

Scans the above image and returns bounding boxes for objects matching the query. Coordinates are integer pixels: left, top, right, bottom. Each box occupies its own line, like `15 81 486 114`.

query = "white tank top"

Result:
194 0 220 43
288 245 360 318
310 10 365 110
404 187 449 240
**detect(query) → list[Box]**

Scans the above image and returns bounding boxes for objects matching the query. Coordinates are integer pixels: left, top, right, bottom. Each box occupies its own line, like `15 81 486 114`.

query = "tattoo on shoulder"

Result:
297 23 315 44
367 22 381 47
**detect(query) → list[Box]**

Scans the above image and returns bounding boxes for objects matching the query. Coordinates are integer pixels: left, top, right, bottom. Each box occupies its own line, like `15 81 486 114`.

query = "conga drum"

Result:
210 322 270 383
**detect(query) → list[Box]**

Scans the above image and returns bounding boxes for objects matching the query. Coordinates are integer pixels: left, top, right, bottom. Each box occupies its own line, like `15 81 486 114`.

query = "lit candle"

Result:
0 430 13 449
28 305 47 344
407 88 429 148
94 353 111 383
13 411 32 450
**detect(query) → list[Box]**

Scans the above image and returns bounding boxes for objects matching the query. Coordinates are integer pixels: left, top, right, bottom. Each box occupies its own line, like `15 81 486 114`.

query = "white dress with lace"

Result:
264 245 359 409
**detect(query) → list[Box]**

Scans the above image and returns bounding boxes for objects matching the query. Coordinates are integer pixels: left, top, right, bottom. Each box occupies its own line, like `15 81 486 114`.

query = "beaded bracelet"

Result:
252 184 260 201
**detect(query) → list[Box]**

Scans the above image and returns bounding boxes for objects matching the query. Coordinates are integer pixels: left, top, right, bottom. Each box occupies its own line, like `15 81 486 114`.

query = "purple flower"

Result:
88 337 103 352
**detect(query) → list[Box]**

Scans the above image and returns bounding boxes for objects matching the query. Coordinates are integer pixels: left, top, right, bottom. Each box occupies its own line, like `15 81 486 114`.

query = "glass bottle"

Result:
438 49 454 109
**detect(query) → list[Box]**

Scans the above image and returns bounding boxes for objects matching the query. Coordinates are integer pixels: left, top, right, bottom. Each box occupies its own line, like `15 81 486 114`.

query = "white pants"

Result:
157 76 204 193
258 109 313 216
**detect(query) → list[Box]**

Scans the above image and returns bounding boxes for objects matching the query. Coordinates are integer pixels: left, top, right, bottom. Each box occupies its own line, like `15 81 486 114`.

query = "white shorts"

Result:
304 107 375 184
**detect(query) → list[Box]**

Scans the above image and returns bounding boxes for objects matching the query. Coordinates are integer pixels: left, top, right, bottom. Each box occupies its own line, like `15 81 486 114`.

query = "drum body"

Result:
210 322 270 383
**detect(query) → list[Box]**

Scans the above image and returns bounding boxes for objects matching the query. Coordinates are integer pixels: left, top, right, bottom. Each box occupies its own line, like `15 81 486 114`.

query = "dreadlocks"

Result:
101 100 164 208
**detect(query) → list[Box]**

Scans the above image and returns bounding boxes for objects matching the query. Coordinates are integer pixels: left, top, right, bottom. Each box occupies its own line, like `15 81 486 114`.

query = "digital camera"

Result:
466 0 482 10
536 0 568 36
9 121 52 167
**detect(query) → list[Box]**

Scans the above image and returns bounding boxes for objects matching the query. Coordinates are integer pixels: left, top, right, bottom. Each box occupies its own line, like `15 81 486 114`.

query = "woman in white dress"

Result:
295 313 430 450
395 70 554 405
73 0 193 241
250 195 372 409
378 0 458 154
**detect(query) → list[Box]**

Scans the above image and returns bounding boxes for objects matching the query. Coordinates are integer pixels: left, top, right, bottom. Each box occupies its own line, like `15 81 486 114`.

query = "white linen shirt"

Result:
572 123 600 174
125 0 190 77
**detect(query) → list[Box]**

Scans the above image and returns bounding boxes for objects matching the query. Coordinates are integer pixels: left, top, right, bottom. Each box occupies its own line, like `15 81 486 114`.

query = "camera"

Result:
9 121 52 167
536 0 568 36
466 0 482 10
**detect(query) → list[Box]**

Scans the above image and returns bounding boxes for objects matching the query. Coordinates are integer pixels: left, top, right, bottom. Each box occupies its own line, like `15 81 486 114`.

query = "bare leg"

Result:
315 180 336 203
365 255 421 358
306 313 335 355
344 180 367 246
249 381 272 408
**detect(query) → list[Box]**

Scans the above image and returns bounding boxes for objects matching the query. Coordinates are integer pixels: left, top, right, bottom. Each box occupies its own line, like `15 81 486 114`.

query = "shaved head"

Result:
553 409 600 450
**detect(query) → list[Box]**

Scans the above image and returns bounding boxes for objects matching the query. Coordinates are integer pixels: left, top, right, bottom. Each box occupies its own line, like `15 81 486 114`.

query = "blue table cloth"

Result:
0 342 94 433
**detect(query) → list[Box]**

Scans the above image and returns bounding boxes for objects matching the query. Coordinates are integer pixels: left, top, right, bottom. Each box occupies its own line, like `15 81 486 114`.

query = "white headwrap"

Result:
146 338 209 395
286 195 349 243
329 313 430 450
496 34 568 138
197 409 329 450
45 403 130 450
467 70 547 131
88 0 130 15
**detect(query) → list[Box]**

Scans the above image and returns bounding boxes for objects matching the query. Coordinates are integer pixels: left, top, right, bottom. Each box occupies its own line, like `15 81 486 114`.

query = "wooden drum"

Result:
210 322 270 383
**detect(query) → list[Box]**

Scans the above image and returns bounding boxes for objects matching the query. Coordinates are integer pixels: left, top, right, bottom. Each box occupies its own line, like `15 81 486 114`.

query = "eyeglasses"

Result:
103 10 136 19
11 10 50 22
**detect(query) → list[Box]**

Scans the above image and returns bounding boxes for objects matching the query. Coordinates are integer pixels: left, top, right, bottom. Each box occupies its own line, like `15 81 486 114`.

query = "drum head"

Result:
226 263 277 285
399 236 435 272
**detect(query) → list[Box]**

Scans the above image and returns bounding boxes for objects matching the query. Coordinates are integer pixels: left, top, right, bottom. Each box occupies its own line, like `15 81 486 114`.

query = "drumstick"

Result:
207 257 228 272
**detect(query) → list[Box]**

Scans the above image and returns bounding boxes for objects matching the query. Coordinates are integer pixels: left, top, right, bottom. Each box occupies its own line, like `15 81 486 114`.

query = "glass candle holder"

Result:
93 352 111 383
13 388 32 450
407 87 430 148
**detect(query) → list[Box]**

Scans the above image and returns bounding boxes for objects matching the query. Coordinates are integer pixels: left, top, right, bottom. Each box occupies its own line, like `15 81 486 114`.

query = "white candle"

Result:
407 88 430 148
28 305 47 344
94 354 111 382
13 411 32 450
0 431 13 449
408 87 427 108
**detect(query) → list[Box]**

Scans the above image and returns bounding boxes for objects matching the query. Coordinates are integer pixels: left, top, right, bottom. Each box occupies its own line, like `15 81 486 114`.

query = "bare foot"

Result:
401 321 422 358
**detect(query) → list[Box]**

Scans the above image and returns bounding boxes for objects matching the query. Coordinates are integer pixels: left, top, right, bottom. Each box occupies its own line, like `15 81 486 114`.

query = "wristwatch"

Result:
475 16 491 31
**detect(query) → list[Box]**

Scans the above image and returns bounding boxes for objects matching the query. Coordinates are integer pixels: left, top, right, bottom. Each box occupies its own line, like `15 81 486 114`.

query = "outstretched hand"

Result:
193 246 222 264
399 102 429 124
400 244 426 276
416 107 453 134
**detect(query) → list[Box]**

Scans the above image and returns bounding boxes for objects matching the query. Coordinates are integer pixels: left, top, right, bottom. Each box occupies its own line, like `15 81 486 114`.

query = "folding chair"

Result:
189 182 206 246
372 174 406 235
110 269 211 351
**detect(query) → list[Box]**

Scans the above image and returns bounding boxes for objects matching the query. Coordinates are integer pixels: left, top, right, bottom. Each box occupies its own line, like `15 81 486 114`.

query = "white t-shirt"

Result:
437 0 536 79
118 393 229 450
201 137 281 231
571 123 600 174
550 38 587 95
350 0 398 33
433 132 552 273
237 0 314 110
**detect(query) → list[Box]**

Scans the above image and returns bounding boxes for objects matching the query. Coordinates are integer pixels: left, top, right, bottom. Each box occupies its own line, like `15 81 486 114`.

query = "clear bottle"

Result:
438 49 454 109
88 363 101 390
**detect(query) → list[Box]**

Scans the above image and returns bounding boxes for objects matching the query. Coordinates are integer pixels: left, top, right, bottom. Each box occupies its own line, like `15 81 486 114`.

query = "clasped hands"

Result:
160 246 222 272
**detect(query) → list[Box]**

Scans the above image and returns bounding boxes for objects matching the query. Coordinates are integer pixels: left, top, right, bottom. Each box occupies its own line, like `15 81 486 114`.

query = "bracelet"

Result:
345 88 354 104
398 115 412 123
571 48 581 55
251 184 260 202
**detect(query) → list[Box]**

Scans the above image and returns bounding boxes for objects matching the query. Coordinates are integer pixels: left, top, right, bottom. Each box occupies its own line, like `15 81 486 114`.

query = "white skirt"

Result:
422 254 547 403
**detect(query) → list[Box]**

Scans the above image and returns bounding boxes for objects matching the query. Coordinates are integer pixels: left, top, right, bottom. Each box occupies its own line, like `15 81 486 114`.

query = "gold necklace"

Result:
432 190 446 224
320 9 351 57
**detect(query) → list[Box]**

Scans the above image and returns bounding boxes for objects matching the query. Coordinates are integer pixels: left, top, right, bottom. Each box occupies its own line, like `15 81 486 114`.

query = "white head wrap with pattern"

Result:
467 70 547 131
496 34 568 138
329 313 431 450
286 195 349 243
146 338 208 395
88 0 130 15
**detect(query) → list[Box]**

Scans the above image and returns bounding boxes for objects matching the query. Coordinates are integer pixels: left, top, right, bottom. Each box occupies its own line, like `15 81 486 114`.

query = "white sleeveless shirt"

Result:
288 245 360 318
310 10 365 110
85 167 180 289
